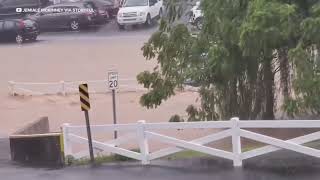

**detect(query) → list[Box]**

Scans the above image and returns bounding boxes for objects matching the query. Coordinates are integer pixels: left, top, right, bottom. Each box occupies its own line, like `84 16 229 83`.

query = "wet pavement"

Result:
0 19 159 47
36 20 159 42
1 137 320 180
0 138 9 164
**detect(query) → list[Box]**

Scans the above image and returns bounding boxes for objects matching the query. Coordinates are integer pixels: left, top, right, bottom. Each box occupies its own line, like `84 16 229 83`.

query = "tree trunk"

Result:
262 59 275 120
278 48 290 99
251 67 263 119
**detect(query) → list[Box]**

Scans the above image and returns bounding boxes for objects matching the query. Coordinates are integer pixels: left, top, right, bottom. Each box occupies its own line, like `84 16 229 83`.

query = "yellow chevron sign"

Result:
79 84 90 111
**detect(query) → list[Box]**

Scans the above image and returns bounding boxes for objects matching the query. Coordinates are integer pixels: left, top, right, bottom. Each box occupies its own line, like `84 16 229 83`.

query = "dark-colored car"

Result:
0 18 39 44
0 0 52 19
95 0 120 18
28 2 99 31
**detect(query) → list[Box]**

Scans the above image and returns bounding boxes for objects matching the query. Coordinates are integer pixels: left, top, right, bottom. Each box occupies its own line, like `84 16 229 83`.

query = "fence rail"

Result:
8 79 146 96
8 79 199 96
62 118 320 167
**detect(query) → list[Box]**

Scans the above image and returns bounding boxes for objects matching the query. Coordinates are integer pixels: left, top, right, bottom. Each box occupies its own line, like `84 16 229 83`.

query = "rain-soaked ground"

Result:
1 138 320 180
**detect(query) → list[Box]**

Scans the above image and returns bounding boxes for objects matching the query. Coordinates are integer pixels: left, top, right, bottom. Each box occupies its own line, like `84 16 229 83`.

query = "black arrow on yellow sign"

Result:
78 84 94 164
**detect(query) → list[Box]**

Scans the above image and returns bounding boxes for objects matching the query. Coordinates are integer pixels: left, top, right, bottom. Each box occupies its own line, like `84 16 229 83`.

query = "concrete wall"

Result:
9 117 63 167
13 117 50 135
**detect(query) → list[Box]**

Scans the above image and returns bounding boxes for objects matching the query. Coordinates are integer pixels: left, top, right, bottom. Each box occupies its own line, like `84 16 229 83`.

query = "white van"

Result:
117 0 163 29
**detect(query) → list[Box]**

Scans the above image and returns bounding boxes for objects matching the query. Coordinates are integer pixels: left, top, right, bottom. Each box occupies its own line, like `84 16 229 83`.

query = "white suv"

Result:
117 0 163 29
189 1 203 30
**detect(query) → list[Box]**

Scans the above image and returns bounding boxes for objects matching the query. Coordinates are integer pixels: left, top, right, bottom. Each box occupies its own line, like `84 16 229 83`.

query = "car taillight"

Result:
19 21 25 29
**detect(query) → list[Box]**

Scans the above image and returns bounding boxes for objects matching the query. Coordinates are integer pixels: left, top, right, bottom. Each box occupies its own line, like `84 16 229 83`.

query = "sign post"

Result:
79 84 95 164
108 71 119 139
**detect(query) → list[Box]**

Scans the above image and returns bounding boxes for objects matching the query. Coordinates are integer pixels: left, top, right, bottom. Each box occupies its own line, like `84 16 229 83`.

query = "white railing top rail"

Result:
144 121 233 130
238 120 320 128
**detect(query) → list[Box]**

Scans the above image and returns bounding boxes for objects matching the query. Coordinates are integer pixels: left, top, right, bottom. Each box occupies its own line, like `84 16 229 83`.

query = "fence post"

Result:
8 81 15 96
137 120 150 165
62 123 72 161
60 81 66 96
231 117 242 167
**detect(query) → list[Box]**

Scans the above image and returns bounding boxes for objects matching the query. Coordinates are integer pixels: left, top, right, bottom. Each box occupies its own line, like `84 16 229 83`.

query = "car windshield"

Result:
123 0 148 7
97 0 113 5
84 2 96 9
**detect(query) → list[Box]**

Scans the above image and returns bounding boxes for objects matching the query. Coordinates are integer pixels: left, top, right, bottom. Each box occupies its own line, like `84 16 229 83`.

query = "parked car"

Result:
189 1 203 30
28 2 99 31
117 0 163 29
0 0 52 19
0 18 39 44
61 0 120 22
88 0 120 18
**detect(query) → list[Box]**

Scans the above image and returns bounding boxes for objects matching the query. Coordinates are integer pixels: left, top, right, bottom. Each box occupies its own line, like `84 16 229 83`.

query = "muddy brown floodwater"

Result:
0 36 201 138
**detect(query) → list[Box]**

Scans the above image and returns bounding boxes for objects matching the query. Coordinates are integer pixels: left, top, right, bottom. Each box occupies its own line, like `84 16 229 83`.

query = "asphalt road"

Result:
1 137 320 180
0 138 10 165
37 20 159 41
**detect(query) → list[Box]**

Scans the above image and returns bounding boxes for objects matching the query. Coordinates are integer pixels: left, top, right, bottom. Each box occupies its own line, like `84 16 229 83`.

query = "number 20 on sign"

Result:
108 71 119 90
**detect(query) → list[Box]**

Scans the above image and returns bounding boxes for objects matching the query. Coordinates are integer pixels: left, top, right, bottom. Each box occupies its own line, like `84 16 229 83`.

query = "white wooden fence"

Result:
8 79 146 96
62 118 320 167
8 80 198 96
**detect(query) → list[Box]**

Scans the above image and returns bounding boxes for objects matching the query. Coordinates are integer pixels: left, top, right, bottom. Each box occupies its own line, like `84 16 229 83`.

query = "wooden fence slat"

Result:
241 131 320 160
69 134 141 160
73 133 137 159
240 129 320 158
146 131 234 160
149 129 232 160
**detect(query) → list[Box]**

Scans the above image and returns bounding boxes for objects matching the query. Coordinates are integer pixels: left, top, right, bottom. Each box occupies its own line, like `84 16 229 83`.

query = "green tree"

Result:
138 0 320 121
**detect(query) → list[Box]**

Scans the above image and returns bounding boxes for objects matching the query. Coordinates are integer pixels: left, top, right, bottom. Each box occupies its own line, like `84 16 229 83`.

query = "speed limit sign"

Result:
108 71 119 90
108 70 119 139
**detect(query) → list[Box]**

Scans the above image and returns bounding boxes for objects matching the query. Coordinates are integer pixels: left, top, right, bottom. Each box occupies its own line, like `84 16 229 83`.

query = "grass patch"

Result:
304 140 320 149
163 150 210 160
162 146 261 161
242 145 261 152
66 149 140 166
240 140 320 153
66 143 298 166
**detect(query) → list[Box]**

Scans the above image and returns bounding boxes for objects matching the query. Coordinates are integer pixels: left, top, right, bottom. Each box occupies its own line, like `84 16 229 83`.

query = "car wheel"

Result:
31 36 37 41
145 14 152 27
118 24 125 30
195 17 203 30
70 20 80 31
15 34 24 44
